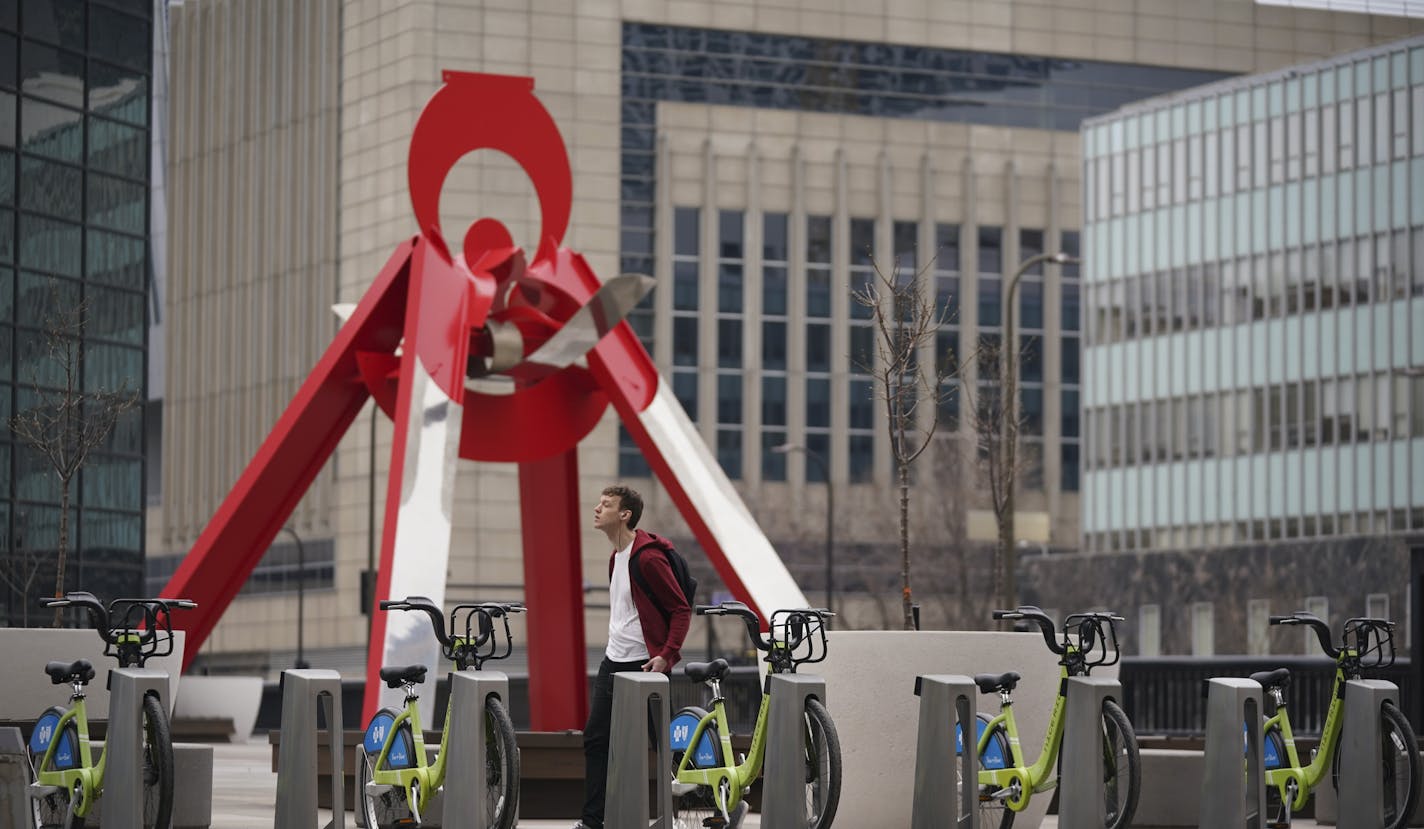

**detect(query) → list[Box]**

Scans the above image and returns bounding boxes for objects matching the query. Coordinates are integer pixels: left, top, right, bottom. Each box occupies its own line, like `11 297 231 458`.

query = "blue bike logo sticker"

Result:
364 712 413 768
669 712 720 768
955 720 1008 770
30 711 77 770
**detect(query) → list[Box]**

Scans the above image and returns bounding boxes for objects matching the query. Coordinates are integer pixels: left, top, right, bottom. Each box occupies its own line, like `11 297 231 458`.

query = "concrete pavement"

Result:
209 739 1329 828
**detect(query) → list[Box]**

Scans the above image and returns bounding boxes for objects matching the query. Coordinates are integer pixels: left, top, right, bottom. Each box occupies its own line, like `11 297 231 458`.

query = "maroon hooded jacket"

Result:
608 529 692 670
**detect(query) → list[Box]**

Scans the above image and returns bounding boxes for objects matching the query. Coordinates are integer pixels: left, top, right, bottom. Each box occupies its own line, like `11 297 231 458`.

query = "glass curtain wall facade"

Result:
1081 36 1424 552
0 0 152 622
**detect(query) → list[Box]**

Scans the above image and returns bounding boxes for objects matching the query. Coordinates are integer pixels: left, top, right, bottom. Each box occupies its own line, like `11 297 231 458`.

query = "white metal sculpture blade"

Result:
379 356 462 722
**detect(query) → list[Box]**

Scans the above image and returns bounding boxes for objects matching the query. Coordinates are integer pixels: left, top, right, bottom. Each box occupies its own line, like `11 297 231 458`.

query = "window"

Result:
1304 596 1328 654
1137 604 1162 656
1248 599 1270 656
762 212 790 480
1192 602 1215 656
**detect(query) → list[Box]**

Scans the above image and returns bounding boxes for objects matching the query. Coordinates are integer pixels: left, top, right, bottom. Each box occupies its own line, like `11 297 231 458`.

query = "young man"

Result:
574 484 692 829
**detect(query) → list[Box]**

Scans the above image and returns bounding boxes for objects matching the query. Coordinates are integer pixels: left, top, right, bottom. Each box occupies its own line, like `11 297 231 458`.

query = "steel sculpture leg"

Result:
519 451 588 730
912 675 977 829
1060 676 1121 829
606 672 670 829
443 671 514 828
762 673 828 829
275 669 346 829
104 669 173 828
1199 677 1265 828
1338 679 1400 829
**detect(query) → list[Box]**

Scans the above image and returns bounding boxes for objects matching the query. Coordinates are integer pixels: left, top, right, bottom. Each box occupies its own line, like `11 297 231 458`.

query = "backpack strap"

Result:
630 545 672 620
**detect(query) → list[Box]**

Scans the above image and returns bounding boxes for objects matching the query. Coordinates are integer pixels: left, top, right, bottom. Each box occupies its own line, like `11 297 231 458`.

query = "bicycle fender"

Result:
30 707 80 771
364 707 416 769
670 706 722 769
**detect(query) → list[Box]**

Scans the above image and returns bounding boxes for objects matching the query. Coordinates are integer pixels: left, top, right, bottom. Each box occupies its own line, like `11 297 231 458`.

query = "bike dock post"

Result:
1059 675 1120 828
105 667 172 827
443 670 512 828
1198 677 1265 828
1338 678 1399 825
606 671 671 829
274 669 346 829
911 674 976 829
763 673 826 829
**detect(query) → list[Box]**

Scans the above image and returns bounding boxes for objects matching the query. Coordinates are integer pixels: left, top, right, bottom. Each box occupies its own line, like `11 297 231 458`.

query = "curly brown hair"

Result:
601 484 644 529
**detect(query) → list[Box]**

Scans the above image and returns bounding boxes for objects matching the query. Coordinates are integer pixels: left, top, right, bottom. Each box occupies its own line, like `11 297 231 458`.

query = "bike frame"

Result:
977 656 1075 814
33 693 106 818
1264 650 1353 812
368 690 453 814
673 685 771 810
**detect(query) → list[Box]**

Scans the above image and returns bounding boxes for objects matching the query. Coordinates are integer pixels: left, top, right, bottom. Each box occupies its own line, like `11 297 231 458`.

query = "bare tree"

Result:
0 513 47 627
958 338 1034 613
852 254 953 630
9 289 139 626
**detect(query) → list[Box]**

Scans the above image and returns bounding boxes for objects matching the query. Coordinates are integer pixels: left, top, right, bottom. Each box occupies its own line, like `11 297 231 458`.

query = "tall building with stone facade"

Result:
151 0 1422 673
1027 34 1424 658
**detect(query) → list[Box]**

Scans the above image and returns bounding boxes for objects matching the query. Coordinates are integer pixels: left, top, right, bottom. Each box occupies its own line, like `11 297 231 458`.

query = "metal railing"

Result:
1120 656 1413 737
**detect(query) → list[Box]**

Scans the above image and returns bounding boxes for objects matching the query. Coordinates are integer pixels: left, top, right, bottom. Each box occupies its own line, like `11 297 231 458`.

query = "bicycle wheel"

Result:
1099 699 1140 829
483 696 520 829
141 693 175 829
670 706 721 829
958 712 1014 829
1332 701 1421 829
357 708 416 829
30 706 84 829
802 697 840 829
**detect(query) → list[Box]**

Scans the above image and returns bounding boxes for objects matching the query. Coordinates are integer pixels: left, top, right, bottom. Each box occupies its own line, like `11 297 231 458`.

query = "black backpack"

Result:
630 538 697 618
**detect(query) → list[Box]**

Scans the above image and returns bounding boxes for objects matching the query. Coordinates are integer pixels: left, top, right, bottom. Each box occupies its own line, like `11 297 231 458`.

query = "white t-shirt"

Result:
606 538 651 662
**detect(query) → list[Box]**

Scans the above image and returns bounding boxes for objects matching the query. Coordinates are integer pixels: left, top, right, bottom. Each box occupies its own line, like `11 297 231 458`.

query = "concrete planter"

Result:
820 629 1107 829
0 628 185 720
174 676 265 741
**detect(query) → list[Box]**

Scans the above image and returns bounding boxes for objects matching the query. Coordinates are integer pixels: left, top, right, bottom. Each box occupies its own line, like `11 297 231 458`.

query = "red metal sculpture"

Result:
162 72 805 729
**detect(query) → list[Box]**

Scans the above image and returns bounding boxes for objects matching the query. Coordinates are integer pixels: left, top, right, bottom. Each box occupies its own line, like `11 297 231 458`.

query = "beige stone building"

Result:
152 0 1423 674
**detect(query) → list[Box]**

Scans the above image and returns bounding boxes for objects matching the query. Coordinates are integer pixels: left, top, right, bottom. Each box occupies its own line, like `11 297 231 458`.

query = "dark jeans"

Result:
581 656 644 828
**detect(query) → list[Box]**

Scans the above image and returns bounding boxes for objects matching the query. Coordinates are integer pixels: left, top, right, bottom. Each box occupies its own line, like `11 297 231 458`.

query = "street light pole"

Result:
279 526 308 669
773 443 833 618
1000 251 1078 611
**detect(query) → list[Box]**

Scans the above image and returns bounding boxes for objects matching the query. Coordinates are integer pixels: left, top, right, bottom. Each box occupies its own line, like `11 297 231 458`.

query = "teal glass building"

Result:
0 0 151 622
1082 35 1424 553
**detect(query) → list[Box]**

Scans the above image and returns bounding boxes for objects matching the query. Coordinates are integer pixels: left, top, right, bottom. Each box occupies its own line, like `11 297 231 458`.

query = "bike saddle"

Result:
973 671 1021 694
683 658 730 683
45 659 96 685
1249 668 1291 690
379 665 428 688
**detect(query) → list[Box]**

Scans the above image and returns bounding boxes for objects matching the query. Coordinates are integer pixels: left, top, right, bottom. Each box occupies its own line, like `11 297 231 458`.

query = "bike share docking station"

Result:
443 670 513 827
607 672 672 828
763 673 827 829
275 669 346 829
1339 679 1402 828
98 668 173 826
1059 676 1124 829
1198 677 1266 828
911 674 976 829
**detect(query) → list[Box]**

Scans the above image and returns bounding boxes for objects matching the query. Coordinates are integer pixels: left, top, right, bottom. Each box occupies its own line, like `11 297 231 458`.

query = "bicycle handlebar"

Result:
1270 612 1339 658
41 593 197 667
993 606 1064 655
696 601 835 672
696 601 768 649
380 597 526 670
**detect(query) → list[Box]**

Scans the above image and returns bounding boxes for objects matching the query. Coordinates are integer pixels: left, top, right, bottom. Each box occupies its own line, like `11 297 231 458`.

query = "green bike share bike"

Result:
1258 612 1419 829
27 591 197 829
357 596 524 829
961 606 1141 829
668 600 842 829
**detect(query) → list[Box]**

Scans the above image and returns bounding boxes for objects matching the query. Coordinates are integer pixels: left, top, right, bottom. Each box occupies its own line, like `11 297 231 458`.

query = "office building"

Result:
154 0 1421 671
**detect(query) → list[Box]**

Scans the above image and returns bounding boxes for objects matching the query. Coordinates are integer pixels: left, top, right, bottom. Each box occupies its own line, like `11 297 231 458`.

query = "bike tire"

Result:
669 708 720 829
357 709 415 829
141 693 175 829
802 697 841 829
30 706 83 829
1100 699 1140 829
1332 701 1421 829
483 696 520 829
960 712 1014 829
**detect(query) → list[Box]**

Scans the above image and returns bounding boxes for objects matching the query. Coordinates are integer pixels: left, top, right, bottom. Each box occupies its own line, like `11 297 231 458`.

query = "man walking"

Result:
574 484 692 829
